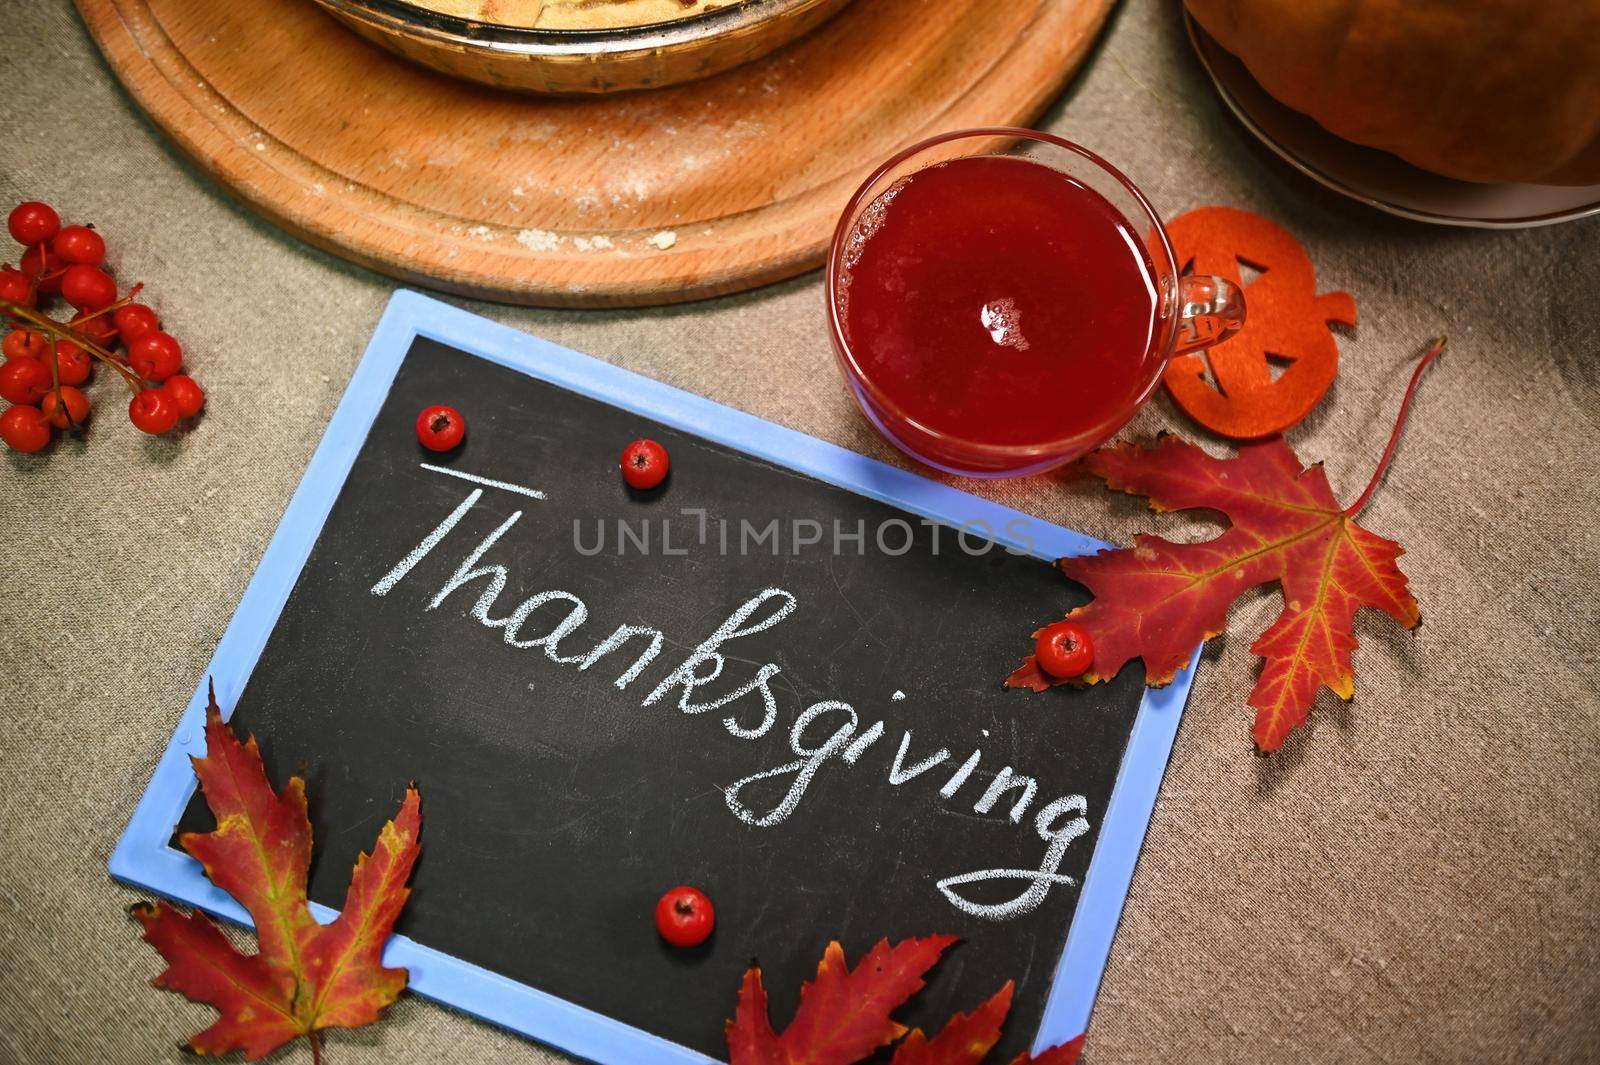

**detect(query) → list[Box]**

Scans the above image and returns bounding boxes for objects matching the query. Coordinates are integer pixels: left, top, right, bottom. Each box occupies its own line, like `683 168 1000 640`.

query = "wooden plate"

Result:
75 0 1113 307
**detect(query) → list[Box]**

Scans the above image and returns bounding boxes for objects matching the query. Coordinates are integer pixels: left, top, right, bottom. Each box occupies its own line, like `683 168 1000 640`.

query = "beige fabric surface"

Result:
2 2 1598 1063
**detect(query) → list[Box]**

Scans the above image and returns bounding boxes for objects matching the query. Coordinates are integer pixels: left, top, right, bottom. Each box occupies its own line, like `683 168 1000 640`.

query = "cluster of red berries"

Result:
0 201 204 453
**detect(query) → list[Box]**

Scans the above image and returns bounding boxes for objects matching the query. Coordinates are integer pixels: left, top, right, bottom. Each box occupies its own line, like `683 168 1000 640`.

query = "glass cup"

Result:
826 128 1245 477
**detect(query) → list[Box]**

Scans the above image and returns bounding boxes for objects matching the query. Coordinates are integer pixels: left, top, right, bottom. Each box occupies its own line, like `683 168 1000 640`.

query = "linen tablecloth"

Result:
2 2 1596 1061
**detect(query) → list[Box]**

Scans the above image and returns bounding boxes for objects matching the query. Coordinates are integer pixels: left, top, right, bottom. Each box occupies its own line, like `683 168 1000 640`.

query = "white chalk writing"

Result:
372 490 1096 920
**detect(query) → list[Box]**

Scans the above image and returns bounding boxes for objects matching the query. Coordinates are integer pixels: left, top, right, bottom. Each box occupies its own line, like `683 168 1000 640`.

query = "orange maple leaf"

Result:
1009 340 1442 752
1008 432 1420 751
131 685 422 1062
728 940 1084 1065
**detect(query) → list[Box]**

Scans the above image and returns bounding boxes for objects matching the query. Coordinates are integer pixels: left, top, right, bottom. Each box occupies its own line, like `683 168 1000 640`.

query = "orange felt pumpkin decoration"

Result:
1162 207 1355 440
1185 0 1600 186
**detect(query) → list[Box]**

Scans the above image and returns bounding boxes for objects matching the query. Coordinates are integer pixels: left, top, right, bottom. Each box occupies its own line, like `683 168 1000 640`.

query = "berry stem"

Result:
44 339 84 432
1 296 142 395
1345 336 1446 518
69 281 144 327
44 337 64 427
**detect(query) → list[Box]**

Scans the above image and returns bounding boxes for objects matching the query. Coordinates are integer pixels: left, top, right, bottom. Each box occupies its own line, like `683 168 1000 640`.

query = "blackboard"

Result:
116 292 1194 1064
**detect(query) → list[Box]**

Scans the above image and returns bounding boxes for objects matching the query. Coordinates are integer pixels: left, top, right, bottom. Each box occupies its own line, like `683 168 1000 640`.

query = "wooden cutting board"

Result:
76 0 1114 308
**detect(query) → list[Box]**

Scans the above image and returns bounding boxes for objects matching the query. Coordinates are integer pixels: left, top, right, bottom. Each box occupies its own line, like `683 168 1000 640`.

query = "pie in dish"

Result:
409 0 733 30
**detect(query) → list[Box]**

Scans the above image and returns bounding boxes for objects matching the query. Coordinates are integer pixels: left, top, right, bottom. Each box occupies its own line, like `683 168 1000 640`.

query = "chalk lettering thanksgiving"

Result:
373 487 1093 921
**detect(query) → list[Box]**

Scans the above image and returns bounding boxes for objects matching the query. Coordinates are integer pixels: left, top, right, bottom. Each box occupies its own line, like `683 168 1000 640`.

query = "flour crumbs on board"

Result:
409 0 729 30
508 227 681 253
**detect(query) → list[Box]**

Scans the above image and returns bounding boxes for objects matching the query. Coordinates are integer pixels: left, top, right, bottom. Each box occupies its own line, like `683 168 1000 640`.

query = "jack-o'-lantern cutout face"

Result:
1162 206 1356 439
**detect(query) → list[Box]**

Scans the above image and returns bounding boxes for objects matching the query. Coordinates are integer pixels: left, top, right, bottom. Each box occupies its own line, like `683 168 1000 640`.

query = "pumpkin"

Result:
1185 0 1600 185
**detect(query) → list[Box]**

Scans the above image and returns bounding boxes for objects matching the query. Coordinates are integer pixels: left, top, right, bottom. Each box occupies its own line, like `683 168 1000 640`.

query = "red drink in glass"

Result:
828 129 1244 477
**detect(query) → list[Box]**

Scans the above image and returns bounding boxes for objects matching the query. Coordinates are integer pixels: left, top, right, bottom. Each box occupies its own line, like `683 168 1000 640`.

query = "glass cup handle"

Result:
1173 275 1246 355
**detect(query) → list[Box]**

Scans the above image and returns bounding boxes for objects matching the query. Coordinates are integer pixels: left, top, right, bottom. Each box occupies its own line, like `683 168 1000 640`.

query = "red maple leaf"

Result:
1006 1036 1086 1065
891 982 1013 1065
1008 341 1442 751
131 685 422 1062
727 938 1084 1065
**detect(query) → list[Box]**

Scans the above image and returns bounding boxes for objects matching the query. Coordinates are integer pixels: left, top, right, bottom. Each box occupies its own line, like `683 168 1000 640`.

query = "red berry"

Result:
50 341 92 387
3 329 47 361
19 243 63 294
162 374 205 418
113 303 160 344
0 404 50 453
41 385 90 430
128 330 182 381
1034 620 1094 680
8 202 60 247
0 267 33 307
52 225 106 266
0 356 50 405
74 314 119 348
61 264 117 311
129 387 180 435
415 405 466 452
621 439 669 490
654 886 714 948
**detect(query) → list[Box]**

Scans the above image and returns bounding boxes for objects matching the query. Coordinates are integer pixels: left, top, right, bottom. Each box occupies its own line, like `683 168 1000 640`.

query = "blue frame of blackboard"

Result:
111 290 1200 1064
